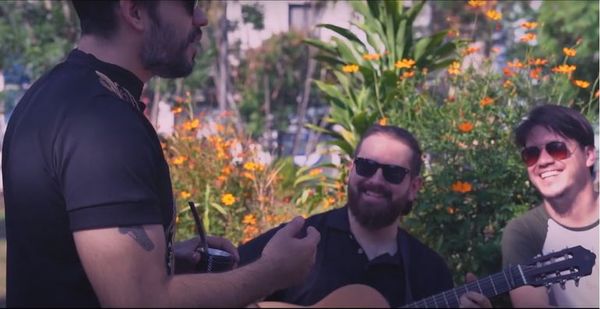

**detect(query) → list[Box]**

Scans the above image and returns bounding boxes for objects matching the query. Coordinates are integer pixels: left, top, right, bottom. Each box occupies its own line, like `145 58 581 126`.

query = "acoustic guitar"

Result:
256 245 596 308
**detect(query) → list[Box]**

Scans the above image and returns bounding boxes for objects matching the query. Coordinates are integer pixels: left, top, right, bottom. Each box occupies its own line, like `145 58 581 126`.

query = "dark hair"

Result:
354 124 423 177
71 0 159 39
514 104 596 174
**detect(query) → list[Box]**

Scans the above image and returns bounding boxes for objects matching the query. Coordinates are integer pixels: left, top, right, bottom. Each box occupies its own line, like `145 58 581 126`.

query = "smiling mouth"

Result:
540 170 561 179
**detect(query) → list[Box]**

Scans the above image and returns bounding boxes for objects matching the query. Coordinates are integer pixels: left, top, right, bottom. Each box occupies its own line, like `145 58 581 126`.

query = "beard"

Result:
347 182 407 230
140 20 200 78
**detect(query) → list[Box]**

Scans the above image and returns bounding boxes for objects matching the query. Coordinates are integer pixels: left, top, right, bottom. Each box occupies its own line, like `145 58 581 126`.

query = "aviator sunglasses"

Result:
353 157 410 184
520 141 572 167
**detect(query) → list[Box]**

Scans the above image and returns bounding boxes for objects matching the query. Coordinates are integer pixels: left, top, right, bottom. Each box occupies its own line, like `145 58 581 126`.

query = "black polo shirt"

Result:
239 206 454 307
2 49 175 307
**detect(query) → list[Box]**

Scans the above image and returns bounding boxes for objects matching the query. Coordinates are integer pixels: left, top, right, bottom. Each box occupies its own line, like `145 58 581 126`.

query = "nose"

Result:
535 147 555 167
193 7 208 27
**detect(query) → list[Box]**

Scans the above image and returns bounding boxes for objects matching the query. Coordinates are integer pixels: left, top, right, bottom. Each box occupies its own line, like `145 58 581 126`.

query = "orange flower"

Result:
342 64 359 73
309 168 322 176
507 59 524 69
551 64 576 74
528 58 548 66
563 48 577 57
447 29 460 38
395 58 416 69
448 61 461 75
182 119 200 131
243 161 258 171
171 106 183 114
242 214 257 225
362 53 381 61
172 156 187 165
458 121 474 133
573 80 590 88
451 181 473 193
402 70 416 79
179 191 191 199
480 97 494 107
520 33 536 43
463 46 481 56
378 117 388 125
467 0 486 8
521 21 538 29
485 10 502 21
503 67 515 78
529 67 542 79
503 80 514 88
221 193 236 206
446 207 456 215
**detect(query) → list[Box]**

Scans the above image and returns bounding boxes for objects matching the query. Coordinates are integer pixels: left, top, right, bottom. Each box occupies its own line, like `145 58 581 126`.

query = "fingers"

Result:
465 272 478 283
459 292 492 308
279 216 306 237
207 236 240 263
304 226 320 246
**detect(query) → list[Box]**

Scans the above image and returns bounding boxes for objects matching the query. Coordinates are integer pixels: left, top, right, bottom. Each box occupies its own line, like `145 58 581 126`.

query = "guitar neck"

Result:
402 265 525 308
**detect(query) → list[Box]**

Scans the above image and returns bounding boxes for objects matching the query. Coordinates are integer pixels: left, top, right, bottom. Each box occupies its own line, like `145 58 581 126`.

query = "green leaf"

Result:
317 24 367 51
352 112 372 135
333 37 359 64
210 202 227 216
314 80 344 99
314 54 346 67
330 139 355 158
305 123 332 134
303 38 337 54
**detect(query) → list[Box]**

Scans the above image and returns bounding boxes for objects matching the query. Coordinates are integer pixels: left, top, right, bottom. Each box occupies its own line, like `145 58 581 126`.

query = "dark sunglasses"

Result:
354 157 410 184
520 141 572 167
183 0 199 14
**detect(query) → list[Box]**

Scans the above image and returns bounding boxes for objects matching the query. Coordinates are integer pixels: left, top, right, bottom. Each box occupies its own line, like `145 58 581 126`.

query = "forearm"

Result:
166 257 281 307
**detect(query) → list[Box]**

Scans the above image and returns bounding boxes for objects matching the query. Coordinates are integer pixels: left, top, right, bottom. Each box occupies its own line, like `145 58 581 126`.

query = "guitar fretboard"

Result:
402 265 525 308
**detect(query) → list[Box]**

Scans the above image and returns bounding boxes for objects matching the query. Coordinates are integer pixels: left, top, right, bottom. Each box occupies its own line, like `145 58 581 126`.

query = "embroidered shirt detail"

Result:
95 70 141 111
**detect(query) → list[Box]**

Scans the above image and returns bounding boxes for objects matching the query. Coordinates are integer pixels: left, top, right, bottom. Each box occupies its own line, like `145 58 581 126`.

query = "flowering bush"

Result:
308 0 598 288
163 96 299 244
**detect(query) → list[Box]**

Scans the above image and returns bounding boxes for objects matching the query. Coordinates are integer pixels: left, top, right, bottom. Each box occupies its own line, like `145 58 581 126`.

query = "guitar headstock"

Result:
521 245 596 288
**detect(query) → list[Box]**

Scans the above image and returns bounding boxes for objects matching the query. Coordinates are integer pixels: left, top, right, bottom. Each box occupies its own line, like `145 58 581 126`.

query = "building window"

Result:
289 3 310 31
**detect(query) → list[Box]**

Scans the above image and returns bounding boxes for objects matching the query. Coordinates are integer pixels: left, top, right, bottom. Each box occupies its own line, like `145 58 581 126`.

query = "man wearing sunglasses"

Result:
239 124 491 308
502 104 599 307
2 0 320 307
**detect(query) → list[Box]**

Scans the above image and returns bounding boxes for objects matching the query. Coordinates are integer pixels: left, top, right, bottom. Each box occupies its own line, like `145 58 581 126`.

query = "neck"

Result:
347 209 398 260
544 181 599 227
77 35 152 82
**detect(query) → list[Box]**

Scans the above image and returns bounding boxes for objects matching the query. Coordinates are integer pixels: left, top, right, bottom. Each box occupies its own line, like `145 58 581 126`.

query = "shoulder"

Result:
502 205 548 266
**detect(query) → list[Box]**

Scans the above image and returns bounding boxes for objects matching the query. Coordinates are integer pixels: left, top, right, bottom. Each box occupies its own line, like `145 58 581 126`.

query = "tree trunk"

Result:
216 2 228 112
291 48 316 156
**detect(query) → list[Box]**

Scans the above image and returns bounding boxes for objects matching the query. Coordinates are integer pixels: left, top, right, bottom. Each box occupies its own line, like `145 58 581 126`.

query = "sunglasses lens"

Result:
521 147 541 166
354 158 378 178
546 141 569 160
382 166 408 184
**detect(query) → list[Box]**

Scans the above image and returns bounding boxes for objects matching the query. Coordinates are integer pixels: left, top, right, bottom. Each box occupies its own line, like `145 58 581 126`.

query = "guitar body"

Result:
257 284 390 308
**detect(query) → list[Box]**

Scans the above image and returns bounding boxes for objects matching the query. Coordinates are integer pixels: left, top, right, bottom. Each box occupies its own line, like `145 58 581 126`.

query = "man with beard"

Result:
2 1 319 307
239 125 490 308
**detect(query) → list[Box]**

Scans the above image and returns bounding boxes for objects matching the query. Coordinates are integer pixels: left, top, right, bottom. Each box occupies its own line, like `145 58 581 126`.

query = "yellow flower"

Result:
182 119 200 131
378 117 388 126
172 156 187 165
243 172 256 181
551 64 576 74
179 191 191 199
528 58 548 66
221 193 236 206
507 59 524 69
171 106 183 114
448 61 461 75
342 64 359 73
503 80 514 89
362 53 381 61
563 48 577 57
309 168 322 176
243 162 258 171
480 97 494 107
451 181 473 193
520 33 536 43
485 10 502 21
573 80 590 88
467 0 486 8
242 214 257 225
521 21 538 29
402 70 416 79
458 121 474 133
395 58 416 69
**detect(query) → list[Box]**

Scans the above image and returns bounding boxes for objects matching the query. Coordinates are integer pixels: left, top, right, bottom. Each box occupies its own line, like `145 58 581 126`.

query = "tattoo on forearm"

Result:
118 226 155 251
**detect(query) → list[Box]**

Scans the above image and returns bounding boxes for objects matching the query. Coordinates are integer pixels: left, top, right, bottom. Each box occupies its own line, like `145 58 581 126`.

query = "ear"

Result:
585 145 596 169
408 176 422 202
118 0 146 32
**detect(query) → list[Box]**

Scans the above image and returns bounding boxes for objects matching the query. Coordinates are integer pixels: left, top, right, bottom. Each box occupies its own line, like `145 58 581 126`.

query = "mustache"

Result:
187 28 202 45
359 183 392 198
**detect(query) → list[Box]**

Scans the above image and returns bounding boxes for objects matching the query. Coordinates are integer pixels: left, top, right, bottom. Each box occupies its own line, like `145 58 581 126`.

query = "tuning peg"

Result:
575 278 580 287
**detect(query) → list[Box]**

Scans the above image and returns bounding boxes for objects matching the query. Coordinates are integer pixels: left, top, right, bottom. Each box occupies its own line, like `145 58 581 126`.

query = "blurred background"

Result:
0 0 598 306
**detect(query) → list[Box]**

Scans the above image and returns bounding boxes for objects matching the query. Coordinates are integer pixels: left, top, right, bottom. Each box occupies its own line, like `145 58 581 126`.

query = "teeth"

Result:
540 170 560 179
364 190 385 197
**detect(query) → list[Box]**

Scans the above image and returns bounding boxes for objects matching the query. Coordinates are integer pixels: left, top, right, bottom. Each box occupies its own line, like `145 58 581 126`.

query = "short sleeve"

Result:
501 213 546 267
58 95 164 231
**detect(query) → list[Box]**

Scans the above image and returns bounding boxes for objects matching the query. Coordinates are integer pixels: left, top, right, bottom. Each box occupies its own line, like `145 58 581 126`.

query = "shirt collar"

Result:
67 49 144 102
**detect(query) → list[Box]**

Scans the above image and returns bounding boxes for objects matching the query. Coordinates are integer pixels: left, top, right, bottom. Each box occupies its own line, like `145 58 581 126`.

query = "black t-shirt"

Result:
239 206 454 307
2 49 175 307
